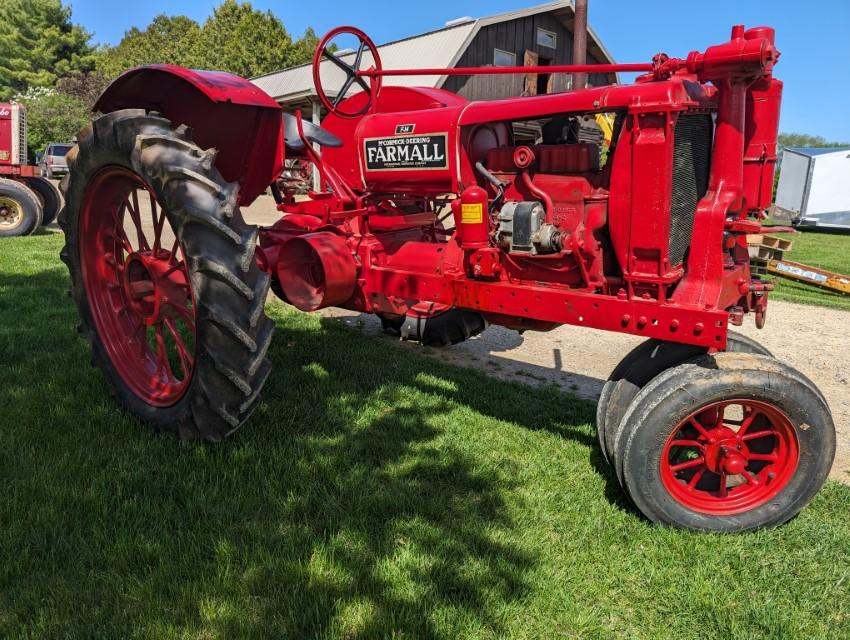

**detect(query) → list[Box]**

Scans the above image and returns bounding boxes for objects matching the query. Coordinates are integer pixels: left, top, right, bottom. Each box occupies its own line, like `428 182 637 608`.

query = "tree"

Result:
0 0 95 99
14 87 89 156
778 132 850 151
95 2 322 81
289 28 323 66
96 15 201 79
56 70 111 108
190 0 296 78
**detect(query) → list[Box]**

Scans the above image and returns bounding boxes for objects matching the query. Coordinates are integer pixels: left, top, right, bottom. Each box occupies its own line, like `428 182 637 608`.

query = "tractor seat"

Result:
283 112 342 150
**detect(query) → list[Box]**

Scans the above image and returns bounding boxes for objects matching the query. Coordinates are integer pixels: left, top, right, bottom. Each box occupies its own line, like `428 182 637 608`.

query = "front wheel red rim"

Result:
80 166 197 407
660 399 799 515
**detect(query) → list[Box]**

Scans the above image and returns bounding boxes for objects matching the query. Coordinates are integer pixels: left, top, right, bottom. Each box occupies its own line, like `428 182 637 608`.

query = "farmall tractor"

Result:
0 103 63 237
58 23 836 532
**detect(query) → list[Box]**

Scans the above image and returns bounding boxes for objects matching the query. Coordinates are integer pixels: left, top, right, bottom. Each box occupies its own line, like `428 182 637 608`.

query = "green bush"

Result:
14 87 89 159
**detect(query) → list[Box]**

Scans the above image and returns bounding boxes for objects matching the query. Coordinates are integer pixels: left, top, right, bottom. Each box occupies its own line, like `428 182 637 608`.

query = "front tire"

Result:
597 332 773 464
617 353 835 531
59 109 274 441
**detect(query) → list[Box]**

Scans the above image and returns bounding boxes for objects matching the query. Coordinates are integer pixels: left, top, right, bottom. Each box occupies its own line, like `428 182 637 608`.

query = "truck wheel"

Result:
615 353 835 531
0 178 42 237
596 332 772 465
22 176 62 226
59 109 274 441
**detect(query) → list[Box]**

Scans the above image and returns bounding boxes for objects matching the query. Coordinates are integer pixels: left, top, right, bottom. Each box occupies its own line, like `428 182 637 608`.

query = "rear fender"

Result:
94 65 283 205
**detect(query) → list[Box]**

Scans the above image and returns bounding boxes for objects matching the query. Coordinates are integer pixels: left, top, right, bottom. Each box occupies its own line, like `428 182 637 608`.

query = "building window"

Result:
494 48 516 67
537 28 557 49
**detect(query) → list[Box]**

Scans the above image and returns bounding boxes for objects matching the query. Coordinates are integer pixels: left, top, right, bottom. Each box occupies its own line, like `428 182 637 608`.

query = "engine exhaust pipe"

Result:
572 0 588 90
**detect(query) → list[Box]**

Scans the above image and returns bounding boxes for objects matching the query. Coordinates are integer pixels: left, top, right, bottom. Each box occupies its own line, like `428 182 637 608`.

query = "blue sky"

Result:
71 0 850 140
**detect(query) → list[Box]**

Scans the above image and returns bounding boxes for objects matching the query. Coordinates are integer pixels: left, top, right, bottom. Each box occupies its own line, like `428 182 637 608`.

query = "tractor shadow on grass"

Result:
0 266 631 638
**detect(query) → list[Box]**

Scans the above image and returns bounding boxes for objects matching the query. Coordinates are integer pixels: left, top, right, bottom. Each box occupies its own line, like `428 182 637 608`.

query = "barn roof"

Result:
251 1 616 106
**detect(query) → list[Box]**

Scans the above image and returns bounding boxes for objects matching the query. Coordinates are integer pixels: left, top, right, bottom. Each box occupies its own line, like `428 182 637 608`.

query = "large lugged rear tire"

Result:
616 353 835 531
59 109 274 441
0 178 42 237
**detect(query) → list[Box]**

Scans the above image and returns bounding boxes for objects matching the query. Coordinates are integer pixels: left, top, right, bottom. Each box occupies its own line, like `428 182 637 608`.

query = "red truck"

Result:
0 103 62 237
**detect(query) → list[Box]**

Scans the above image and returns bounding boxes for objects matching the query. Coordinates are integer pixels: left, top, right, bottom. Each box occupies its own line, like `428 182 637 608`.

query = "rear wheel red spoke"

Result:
80 167 197 407
737 410 760 437
687 468 705 489
155 325 174 379
128 188 150 251
165 318 194 378
151 194 166 253
717 474 728 498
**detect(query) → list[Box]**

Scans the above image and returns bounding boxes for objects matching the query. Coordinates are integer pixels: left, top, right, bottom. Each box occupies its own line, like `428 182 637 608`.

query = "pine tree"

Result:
0 0 95 99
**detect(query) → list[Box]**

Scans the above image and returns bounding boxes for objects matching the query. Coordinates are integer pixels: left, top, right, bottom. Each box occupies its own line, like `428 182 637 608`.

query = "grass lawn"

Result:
763 227 850 311
1 232 849 639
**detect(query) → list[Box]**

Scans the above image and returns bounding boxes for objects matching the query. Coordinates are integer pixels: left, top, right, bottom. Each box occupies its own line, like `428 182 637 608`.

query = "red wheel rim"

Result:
660 400 799 515
80 166 196 407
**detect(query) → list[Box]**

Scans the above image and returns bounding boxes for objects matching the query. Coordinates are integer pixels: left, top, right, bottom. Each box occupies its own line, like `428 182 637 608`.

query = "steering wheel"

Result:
313 26 382 118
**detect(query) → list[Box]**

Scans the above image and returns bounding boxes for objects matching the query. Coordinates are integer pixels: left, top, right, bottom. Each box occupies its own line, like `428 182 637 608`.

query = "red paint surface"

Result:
95 65 283 206
660 399 799 515
95 25 783 351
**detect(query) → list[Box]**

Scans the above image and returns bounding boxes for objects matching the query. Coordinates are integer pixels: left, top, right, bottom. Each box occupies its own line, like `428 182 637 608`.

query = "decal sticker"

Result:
395 124 415 135
461 203 483 224
364 134 448 171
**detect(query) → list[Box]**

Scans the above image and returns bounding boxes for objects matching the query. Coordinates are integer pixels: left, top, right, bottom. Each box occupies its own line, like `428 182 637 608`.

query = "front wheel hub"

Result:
661 400 799 515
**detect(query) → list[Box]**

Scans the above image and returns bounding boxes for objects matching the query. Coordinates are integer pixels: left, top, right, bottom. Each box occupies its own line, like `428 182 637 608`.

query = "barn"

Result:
251 0 616 123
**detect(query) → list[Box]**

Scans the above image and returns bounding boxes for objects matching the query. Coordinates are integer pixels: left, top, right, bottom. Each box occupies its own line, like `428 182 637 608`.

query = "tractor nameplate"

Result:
364 134 448 171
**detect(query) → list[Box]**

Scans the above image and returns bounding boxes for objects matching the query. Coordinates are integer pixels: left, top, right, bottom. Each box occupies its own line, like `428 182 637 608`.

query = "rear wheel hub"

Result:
123 251 191 326
0 196 23 229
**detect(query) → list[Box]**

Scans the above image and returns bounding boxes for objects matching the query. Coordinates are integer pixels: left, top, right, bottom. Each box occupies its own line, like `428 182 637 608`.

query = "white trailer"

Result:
773 147 850 229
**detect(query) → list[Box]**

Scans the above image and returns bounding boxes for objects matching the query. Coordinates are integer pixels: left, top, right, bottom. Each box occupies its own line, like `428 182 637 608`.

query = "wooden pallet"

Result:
747 234 794 276
749 244 785 260
749 258 770 276
761 235 794 252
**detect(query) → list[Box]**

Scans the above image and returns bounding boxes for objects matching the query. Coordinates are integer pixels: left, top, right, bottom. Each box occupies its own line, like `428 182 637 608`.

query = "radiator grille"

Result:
11 104 27 165
669 114 713 266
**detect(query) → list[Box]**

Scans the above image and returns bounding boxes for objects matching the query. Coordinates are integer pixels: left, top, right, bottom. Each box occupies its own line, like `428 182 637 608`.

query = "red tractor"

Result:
0 103 63 236
58 23 835 532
